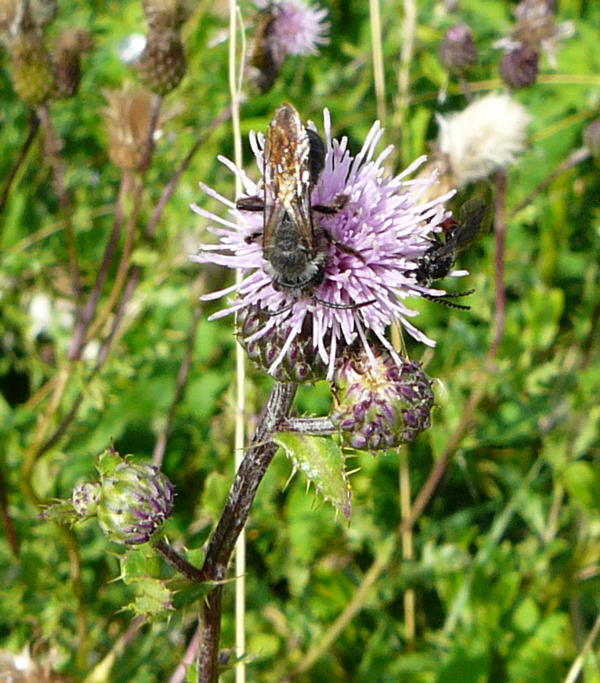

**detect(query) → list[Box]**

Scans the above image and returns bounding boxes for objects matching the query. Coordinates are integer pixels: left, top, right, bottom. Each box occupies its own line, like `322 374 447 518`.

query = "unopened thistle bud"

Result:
583 119 600 158
95 452 174 546
500 46 539 89
237 306 328 383
332 347 434 451
72 481 101 516
440 23 477 74
136 0 188 96
53 28 93 98
104 87 155 172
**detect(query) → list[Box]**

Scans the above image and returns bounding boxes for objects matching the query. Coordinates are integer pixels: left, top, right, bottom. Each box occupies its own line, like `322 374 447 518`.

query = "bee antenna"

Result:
263 301 296 317
313 297 376 310
422 293 471 310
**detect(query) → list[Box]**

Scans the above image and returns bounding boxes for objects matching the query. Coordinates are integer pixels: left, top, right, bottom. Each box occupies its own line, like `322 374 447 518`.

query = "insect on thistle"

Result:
236 103 364 310
415 196 492 310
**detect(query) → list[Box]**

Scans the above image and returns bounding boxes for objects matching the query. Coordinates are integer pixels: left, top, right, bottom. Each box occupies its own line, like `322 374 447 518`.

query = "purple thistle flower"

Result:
254 0 329 57
191 110 457 378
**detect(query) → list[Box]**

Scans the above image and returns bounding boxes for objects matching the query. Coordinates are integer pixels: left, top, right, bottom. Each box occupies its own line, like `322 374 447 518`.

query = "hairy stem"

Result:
197 382 297 680
198 586 223 683
37 103 82 301
68 172 134 360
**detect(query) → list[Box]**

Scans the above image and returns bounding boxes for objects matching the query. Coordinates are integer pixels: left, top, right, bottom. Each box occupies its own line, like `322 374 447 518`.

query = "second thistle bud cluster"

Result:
72 450 175 546
332 347 434 451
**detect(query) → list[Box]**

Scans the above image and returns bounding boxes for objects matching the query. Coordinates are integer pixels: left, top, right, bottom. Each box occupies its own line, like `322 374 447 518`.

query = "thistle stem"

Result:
197 382 297 681
490 169 507 358
37 103 82 302
153 537 205 583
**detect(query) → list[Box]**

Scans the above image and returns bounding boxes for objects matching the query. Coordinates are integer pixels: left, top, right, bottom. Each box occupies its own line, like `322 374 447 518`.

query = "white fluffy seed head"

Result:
436 92 532 187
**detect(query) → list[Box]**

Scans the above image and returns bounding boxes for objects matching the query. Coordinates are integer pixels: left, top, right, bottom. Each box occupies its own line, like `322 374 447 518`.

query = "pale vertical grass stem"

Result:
228 2 246 680
394 0 416 164
399 449 415 643
369 0 386 124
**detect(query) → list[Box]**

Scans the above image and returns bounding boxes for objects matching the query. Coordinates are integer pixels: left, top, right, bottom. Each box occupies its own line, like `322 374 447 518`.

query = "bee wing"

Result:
263 103 314 249
453 197 492 251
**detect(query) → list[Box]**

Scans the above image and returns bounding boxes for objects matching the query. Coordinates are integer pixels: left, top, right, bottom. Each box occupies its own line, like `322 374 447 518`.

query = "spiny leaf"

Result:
274 432 351 520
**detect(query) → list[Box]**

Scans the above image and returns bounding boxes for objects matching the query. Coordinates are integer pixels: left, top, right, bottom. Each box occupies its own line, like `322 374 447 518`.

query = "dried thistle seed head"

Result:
440 23 477 74
142 0 192 30
500 46 539 89
436 92 531 187
72 481 101 516
8 23 56 105
237 305 328 383
332 346 434 452
95 452 175 546
104 86 155 172
135 28 186 96
53 28 93 98
583 120 600 158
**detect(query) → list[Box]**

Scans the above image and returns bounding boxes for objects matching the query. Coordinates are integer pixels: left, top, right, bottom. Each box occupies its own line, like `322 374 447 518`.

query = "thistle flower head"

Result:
496 0 574 69
332 345 434 451
440 23 477 74
254 0 329 57
436 92 531 187
500 46 539 90
192 109 457 379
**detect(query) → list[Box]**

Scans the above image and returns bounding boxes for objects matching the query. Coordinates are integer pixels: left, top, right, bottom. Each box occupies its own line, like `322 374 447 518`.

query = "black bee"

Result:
236 103 360 307
414 197 492 309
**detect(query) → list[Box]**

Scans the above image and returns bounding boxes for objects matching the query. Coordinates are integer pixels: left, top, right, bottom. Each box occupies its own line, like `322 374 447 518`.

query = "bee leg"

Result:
236 195 265 212
319 228 366 263
312 193 349 214
244 230 264 244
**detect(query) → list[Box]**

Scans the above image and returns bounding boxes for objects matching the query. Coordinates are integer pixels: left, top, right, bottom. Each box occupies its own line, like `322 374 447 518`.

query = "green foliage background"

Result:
1 0 599 680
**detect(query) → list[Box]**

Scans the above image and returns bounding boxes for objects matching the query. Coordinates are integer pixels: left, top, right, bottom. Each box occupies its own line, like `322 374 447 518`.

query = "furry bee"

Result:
415 196 492 309
236 103 350 302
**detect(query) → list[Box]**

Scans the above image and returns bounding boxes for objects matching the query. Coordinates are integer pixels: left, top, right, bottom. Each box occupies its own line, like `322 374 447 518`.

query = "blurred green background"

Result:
0 0 599 680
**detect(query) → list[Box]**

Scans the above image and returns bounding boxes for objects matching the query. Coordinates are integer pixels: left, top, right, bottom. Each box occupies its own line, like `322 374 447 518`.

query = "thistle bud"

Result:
248 5 285 94
95 452 174 546
332 347 434 451
142 0 192 31
135 29 186 96
583 119 600 158
53 28 93 98
440 23 477 74
6 5 56 105
237 306 328 383
500 46 539 89
104 87 155 172
72 481 101 516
